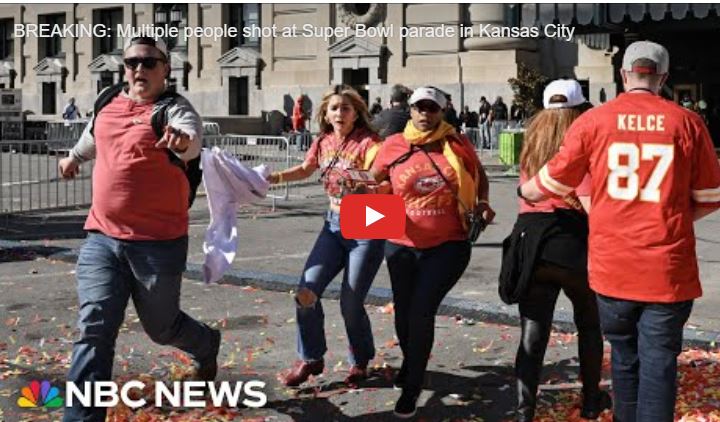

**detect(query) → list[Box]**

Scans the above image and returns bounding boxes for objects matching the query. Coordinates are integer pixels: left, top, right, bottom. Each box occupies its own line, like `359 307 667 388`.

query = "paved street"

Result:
5 171 718 332
0 255 600 422
2 255 720 421
1 173 720 421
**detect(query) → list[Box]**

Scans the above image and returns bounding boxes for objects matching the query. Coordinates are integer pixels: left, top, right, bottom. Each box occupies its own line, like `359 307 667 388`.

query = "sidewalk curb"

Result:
7 241 718 348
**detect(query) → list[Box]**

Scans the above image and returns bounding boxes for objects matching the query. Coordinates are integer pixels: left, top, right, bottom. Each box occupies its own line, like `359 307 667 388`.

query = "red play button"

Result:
340 194 406 239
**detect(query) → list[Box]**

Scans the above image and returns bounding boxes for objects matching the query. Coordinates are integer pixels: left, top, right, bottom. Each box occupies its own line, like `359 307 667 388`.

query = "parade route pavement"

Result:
2 175 720 420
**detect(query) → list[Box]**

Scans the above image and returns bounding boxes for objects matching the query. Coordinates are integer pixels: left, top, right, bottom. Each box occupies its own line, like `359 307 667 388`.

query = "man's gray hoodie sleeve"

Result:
69 119 96 163
166 96 203 161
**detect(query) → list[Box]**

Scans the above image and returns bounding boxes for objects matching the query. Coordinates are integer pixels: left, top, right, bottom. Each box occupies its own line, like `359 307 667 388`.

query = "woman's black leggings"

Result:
515 261 603 415
385 240 471 393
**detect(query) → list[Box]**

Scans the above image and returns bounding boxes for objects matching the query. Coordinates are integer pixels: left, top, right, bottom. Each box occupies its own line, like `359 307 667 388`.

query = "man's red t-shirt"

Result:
85 95 189 240
535 92 720 302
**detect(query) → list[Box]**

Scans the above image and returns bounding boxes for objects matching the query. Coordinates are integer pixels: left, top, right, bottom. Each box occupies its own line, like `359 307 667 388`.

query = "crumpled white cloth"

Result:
201 147 270 283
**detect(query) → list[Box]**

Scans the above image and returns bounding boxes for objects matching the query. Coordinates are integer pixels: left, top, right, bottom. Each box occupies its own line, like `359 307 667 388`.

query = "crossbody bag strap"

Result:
386 144 420 170
418 145 471 213
319 137 349 182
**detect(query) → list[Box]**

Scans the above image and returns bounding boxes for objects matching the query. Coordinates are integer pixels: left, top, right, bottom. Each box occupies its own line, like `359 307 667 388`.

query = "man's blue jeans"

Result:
64 232 217 422
597 294 693 422
296 211 385 366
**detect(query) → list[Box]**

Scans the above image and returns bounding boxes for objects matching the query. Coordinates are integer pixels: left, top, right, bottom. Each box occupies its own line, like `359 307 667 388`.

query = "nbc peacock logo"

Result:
17 380 64 408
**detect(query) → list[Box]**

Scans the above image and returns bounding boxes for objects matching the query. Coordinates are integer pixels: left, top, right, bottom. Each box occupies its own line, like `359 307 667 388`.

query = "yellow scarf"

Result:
403 121 478 228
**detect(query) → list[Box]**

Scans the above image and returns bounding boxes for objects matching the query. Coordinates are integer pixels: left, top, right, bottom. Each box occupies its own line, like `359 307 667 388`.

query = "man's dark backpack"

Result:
92 83 203 208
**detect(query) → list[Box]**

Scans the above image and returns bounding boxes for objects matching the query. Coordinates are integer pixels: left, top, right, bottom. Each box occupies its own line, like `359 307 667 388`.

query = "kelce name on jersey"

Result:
617 114 665 132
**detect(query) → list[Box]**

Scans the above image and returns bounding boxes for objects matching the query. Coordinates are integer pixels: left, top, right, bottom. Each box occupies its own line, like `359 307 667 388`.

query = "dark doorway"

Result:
42 82 56 115
342 68 369 105
229 76 249 115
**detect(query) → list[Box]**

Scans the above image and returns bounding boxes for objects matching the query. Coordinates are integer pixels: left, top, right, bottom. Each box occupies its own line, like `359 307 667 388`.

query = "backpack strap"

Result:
150 93 186 169
151 91 180 138
91 83 127 136
386 144 420 170
63 104 76 118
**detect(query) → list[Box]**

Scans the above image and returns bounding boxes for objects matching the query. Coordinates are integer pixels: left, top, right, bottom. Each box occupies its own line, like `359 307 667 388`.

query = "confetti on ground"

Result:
3 290 720 421
532 348 720 422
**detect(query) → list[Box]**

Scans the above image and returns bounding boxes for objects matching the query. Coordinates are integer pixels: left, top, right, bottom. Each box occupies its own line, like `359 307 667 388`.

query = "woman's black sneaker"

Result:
393 390 419 419
580 390 612 419
515 406 534 422
393 364 408 390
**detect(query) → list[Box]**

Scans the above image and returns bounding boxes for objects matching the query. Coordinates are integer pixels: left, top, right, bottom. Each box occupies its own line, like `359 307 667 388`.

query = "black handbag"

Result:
418 146 486 243
465 210 487 243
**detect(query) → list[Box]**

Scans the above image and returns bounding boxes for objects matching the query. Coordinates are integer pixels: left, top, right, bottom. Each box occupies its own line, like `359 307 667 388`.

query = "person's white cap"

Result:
543 79 587 109
622 41 669 75
123 36 169 59
409 86 447 109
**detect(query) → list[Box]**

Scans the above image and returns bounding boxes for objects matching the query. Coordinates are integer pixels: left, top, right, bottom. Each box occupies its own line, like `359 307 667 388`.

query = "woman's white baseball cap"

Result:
409 86 447 109
543 79 587 109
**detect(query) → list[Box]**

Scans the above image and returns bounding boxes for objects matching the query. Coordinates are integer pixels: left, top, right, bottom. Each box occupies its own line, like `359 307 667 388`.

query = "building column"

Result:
463 4 536 51
458 4 538 108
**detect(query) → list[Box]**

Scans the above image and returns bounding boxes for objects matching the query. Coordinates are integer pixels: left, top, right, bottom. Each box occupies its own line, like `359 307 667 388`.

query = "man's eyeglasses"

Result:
412 102 442 113
123 57 166 70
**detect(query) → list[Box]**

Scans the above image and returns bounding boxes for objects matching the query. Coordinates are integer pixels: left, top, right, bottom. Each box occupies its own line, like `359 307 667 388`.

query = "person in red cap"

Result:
519 41 720 421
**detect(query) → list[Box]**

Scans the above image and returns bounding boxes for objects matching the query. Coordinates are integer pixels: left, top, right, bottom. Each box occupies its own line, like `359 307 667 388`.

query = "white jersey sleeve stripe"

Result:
539 165 574 196
693 186 720 203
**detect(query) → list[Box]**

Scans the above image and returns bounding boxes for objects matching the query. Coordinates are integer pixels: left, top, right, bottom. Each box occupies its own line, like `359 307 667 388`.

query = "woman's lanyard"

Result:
319 137 350 183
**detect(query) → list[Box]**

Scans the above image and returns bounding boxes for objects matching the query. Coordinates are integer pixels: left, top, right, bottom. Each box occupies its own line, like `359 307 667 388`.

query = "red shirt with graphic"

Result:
534 92 720 302
85 95 189 240
304 127 381 205
373 133 478 249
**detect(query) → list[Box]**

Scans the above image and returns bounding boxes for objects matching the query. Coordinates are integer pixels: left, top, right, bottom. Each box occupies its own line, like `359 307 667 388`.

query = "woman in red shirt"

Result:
267 85 384 388
511 80 611 421
371 86 495 418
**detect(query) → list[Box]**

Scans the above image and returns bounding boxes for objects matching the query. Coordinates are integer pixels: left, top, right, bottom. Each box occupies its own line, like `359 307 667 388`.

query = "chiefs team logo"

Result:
414 175 445 194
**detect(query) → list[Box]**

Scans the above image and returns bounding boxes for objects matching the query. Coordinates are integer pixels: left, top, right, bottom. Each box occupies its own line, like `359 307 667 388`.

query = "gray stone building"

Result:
1 4 719 135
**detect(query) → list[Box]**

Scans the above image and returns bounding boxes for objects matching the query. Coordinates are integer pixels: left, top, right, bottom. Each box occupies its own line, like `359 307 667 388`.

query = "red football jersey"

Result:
535 92 720 302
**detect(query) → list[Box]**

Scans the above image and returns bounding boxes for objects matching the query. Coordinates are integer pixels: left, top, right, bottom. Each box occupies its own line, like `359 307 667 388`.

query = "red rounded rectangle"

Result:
340 194 406 239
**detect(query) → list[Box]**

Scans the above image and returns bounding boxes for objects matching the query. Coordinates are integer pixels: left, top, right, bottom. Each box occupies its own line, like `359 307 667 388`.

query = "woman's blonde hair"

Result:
315 85 374 134
520 101 590 177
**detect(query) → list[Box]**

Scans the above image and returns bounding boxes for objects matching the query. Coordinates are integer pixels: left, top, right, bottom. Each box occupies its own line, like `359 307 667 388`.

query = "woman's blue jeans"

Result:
295 211 385 366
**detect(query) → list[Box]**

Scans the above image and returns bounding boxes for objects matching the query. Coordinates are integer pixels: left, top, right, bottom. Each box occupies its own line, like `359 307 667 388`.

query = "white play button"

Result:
365 206 385 227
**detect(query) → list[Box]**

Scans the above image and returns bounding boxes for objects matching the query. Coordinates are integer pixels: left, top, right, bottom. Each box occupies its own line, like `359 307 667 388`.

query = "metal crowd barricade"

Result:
46 120 90 149
1 131 305 218
462 127 496 159
0 140 94 216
